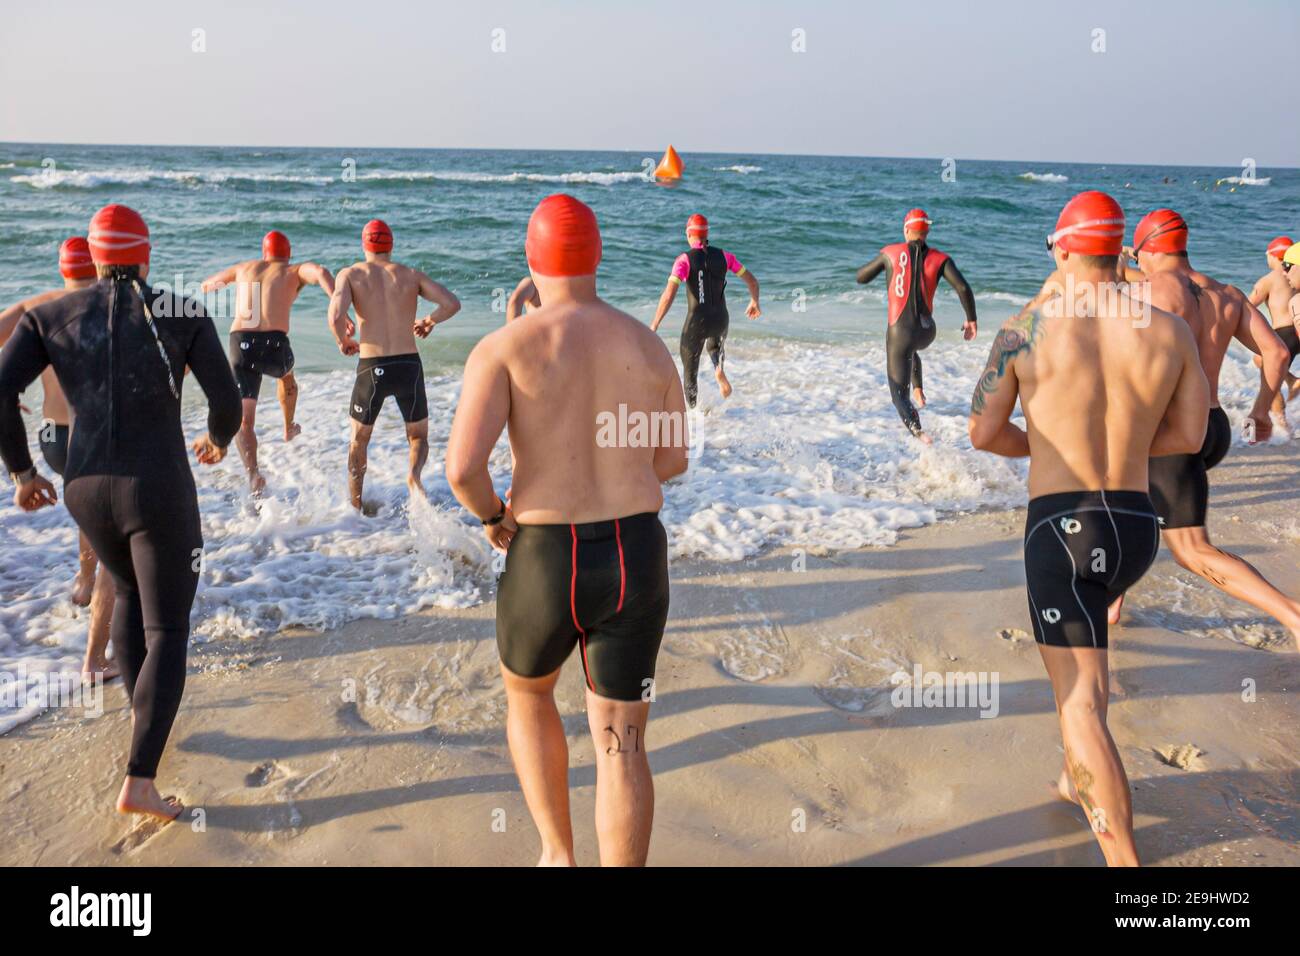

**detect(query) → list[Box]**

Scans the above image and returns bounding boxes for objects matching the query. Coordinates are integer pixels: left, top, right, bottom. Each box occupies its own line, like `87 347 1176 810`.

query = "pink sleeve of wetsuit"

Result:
723 251 746 275
669 253 690 284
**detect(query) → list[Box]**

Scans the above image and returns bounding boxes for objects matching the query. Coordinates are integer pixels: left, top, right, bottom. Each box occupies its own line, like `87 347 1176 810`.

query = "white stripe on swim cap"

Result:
89 228 150 250
905 216 932 227
1047 216 1125 245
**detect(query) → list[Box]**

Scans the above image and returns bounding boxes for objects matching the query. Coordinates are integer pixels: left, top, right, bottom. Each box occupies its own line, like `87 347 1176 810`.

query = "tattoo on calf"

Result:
971 310 1043 415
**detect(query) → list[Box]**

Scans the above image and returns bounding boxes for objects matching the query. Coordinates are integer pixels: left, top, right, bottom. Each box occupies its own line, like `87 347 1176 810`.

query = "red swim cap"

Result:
262 230 291 260
88 204 150 266
58 237 96 280
904 208 932 235
1133 209 1188 255
525 194 602 277
362 219 393 253
1267 235 1294 260
1048 191 1125 256
686 213 709 236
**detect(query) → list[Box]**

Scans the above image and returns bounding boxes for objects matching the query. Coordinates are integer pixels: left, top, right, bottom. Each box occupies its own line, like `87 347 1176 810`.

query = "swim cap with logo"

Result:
525 194 602 277
1047 191 1125 256
88 204 151 265
1267 235 1294 260
904 208 932 235
58 237 96 279
262 230 291 260
362 219 393 253
686 213 709 236
1133 208 1188 255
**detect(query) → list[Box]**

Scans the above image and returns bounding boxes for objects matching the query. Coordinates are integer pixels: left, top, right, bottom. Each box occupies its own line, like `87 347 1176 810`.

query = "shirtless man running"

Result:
970 191 1209 866
447 194 689 866
1248 235 1299 428
329 220 460 510
201 230 334 494
0 238 117 678
1112 209 1298 645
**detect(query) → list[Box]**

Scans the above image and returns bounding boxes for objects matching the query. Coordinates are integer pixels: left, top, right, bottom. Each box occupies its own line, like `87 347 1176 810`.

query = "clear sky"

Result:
2 0 1296 167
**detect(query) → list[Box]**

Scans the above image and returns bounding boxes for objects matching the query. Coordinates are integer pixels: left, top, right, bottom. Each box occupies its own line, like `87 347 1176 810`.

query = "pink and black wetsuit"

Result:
669 241 746 407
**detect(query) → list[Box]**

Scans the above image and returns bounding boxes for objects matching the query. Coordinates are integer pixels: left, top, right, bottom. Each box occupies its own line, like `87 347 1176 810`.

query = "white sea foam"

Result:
1019 172 1069 183
0 338 1269 728
355 169 647 186
715 165 763 174
1218 176 1270 186
10 167 334 188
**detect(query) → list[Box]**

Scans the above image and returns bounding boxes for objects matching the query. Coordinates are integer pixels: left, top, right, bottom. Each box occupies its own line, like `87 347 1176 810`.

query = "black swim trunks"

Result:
1277 324 1299 362
349 354 429 425
38 421 69 476
1147 406 1232 530
229 331 295 400
496 512 670 701
1023 490 1161 649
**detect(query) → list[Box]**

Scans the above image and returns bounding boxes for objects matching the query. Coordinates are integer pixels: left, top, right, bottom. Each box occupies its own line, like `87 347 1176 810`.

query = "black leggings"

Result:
65 472 202 779
886 313 936 436
680 310 728 407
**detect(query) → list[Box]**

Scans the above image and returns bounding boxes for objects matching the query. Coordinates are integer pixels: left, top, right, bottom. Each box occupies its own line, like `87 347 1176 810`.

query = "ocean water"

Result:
0 144 1292 728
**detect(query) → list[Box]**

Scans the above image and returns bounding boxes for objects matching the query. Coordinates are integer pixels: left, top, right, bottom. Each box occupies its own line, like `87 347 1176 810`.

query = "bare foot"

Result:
1107 594 1125 626
1054 768 1080 805
285 422 302 442
913 387 926 409
537 851 576 867
914 431 934 446
117 777 184 822
82 657 121 683
715 368 732 399
249 471 267 497
70 571 95 608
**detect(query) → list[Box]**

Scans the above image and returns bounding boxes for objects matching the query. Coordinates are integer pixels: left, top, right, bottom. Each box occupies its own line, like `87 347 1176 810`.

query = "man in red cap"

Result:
1113 209 1298 644
0 203 242 822
328 219 461 510
1247 234 1299 425
650 213 760 408
970 190 1210 866
0 238 118 679
447 194 688 866
857 208 979 442
201 231 335 495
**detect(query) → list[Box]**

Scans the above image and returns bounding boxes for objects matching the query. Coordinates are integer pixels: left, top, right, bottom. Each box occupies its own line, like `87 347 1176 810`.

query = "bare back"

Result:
1252 269 1296 330
1141 267 1244 406
225 260 308 334
1012 289 1195 497
497 300 682 524
340 261 422 357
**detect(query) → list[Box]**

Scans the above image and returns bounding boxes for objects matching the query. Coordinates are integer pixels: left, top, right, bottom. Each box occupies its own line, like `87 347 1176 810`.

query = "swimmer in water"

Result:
856 209 979 443
1247 235 1300 428
447 195 688 866
1110 209 1299 648
328 220 461 511
201 231 334 495
505 276 540 322
0 238 118 680
0 205 243 821
650 214 760 408
970 191 1210 865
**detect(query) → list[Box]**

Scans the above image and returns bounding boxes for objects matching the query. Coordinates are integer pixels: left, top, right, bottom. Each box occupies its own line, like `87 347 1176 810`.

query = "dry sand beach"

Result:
2 441 1296 867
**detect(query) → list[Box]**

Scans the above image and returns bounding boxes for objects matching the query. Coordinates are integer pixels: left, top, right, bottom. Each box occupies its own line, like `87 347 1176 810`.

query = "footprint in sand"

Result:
110 803 184 855
245 760 288 788
1154 743 1207 771
996 627 1032 645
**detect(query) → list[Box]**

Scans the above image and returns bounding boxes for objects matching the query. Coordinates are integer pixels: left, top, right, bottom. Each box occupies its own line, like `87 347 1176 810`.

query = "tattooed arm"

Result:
968 311 1040 457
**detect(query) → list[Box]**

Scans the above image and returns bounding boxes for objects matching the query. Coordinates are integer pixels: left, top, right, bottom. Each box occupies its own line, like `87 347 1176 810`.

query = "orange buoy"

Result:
654 145 683 180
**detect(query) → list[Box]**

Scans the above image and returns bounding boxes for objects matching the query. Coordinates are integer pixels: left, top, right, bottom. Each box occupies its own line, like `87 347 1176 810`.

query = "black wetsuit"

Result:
496 512 670 701
0 276 242 779
1147 406 1232 529
857 241 978 436
39 421 69 476
1023 490 1161 649
349 354 428 425
679 244 730 408
229 330 295 400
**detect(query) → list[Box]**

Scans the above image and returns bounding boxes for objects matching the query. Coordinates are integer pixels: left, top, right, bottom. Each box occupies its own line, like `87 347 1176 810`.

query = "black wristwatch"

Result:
10 465 38 486
482 497 507 526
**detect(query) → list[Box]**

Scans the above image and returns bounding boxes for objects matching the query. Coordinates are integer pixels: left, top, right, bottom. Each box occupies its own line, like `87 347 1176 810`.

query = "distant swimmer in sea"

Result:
1247 235 1300 430
1110 208 1298 646
447 194 688 866
0 238 118 679
201 230 334 495
856 209 979 443
505 275 540 322
650 214 760 408
0 205 243 821
328 220 460 511
969 191 1210 866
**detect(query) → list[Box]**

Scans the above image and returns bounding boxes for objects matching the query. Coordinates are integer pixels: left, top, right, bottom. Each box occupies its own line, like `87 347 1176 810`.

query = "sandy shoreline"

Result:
2 440 1297 866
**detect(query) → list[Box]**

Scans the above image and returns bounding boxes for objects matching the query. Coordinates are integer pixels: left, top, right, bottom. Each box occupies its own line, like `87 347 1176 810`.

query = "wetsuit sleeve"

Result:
942 258 979 325
185 310 243 448
856 252 888 285
0 312 49 474
669 254 689 285
723 251 746 276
